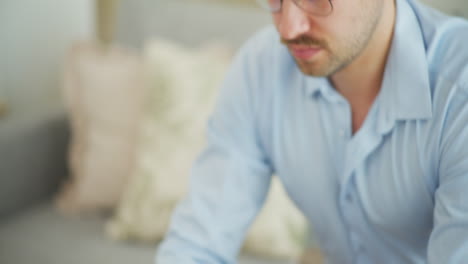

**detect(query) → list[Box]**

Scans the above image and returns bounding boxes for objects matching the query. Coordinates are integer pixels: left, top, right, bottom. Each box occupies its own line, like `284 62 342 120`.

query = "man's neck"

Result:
330 0 396 133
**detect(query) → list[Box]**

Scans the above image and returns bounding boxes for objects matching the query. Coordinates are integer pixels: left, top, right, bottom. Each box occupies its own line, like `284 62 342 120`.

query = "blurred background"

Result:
0 1 467 264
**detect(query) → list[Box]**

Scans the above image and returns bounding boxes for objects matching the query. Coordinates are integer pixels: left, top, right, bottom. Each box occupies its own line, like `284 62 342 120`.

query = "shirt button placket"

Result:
345 191 353 203
340 186 365 261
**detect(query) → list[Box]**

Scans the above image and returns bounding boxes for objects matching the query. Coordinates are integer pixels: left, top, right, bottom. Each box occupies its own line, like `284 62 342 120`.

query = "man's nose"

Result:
277 0 312 41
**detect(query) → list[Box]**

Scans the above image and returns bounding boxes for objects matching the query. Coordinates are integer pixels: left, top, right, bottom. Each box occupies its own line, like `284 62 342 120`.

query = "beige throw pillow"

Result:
56 42 145 213
106 39 307 259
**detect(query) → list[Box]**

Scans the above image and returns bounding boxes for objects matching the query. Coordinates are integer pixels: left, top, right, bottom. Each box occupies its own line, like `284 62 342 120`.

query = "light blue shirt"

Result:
156 0 468 263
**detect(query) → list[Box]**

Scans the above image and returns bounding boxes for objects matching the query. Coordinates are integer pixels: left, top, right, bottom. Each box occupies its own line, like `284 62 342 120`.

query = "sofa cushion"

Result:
0 201 288 264
0 113 68 218
55 42 145 214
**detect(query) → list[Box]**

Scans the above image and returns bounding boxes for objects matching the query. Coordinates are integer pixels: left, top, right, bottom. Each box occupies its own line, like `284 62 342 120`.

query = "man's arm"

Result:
428 83 468 263
155 37 273 264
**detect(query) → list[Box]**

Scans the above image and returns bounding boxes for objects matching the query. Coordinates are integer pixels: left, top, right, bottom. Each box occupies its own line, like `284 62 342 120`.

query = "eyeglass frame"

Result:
256 0 334 16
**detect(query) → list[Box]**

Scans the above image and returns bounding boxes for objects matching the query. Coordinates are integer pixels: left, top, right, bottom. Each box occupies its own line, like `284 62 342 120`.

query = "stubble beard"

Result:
282 1 384 77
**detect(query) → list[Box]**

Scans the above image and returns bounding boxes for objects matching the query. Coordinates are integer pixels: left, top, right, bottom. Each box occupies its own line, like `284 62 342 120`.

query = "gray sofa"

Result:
0 2 290 264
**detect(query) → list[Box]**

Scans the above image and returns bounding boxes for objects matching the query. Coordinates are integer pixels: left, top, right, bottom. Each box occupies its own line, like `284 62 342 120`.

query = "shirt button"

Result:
345 192 353 203
339 129 346 137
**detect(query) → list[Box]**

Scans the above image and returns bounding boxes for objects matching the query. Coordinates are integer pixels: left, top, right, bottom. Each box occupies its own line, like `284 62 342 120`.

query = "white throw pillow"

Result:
106 39 307 259
56 42 145 213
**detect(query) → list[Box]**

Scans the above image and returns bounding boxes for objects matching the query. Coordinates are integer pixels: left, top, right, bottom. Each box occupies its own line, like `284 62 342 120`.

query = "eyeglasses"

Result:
256 0 334 16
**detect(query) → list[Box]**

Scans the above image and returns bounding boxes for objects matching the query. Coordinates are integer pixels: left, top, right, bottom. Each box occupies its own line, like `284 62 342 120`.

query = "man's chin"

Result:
292 51 338 77
296 60 332 77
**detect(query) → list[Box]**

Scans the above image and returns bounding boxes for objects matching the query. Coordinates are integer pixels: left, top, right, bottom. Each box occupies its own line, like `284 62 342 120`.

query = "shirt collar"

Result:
303 75 325 98
376 0 432 134
303 0 433 133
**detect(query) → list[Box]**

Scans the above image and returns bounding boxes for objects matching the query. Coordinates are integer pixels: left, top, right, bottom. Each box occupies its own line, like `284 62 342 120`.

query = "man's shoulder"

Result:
428 19 468 83
415 3 468 88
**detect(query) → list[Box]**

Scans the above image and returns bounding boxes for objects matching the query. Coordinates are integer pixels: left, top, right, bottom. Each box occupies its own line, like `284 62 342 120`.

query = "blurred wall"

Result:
0 0 93 216
0 0 94 127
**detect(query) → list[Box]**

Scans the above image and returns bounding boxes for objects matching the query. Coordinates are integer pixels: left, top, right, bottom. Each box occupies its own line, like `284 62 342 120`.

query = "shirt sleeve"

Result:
155 39 273 264
428 84 468 263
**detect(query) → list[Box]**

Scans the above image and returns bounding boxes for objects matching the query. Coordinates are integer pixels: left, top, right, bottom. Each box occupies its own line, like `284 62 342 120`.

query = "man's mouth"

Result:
289 45 322 60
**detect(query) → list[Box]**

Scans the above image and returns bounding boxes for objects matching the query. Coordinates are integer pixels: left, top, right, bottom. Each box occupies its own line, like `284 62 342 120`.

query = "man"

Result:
156 0 468 263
